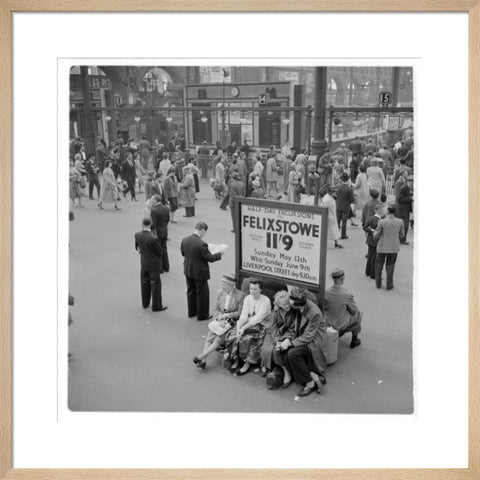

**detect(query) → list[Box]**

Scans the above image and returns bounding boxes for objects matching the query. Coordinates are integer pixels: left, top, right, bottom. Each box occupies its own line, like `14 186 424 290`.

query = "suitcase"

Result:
326 327 339 365
266 366 284 390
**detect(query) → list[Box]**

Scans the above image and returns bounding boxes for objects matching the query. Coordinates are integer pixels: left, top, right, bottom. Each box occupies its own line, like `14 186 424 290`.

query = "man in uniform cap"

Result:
323 268 362 348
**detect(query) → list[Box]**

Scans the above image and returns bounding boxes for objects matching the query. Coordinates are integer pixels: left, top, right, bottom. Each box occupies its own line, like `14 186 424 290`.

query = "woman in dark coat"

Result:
260 290 294 378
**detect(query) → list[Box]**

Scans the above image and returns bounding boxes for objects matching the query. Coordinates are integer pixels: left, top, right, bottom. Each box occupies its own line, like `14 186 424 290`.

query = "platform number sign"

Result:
379 91 392 106
259 94 267 105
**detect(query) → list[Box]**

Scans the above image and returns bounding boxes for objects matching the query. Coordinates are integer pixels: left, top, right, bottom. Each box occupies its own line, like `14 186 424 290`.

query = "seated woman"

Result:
260 290 294 387
225 278 271 376
192 274 245 369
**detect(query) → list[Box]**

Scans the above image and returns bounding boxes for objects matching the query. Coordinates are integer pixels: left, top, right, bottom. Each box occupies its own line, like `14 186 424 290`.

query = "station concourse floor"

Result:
68 179 413 414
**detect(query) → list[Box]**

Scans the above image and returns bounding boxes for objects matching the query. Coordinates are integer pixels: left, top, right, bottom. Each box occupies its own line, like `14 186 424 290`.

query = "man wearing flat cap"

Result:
272 287 328 397
324 268 362 348
228 171 245 233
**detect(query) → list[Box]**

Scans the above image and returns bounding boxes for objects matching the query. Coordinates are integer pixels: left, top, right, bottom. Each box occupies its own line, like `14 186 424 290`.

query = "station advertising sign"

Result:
234 198 329 301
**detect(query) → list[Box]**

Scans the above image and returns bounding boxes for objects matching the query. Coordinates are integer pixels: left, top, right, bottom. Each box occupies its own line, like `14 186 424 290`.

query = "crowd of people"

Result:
70 128 414 398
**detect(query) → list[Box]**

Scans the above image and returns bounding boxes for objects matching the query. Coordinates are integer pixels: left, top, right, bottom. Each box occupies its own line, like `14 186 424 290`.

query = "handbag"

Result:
266 366 284 390
208 318 233 336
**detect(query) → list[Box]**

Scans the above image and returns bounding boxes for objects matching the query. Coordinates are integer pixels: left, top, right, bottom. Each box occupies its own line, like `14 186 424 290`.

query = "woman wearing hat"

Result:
319 185 343 248
179 165 196 217
193 274 245 369
250 178 265 199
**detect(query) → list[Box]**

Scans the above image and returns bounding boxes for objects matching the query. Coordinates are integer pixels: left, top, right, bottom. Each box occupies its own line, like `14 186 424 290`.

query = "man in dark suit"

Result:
363 204 384 279
180 221 224 320
150 195 170 272
134 217 167 312
397 175 414 244
374 204 405 290
335 173 355 239
121 152 137 201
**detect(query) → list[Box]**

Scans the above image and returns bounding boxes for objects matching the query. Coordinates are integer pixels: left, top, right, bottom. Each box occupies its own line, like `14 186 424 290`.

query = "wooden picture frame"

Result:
0 2 478 479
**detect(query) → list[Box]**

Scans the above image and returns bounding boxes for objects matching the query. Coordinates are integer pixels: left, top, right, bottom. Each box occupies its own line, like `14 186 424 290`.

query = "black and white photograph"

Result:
68 64 414 414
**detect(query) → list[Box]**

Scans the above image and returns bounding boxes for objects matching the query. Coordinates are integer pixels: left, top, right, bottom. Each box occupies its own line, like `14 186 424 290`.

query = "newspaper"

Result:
208 243 228 255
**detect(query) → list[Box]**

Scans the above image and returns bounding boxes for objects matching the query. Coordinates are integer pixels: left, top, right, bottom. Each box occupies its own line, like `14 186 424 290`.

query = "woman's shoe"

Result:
334 242 343 249
98 203 103 209
282 378 292 389
235 365 250 376
260 368 268 377
114 205 121 210
229 363 239 373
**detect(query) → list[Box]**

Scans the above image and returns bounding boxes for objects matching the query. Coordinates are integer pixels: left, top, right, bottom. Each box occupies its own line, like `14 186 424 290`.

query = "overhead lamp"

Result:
134 116 141 122
166 115 173 122
105 115 111 121
282 118 290 125
200 113 208 123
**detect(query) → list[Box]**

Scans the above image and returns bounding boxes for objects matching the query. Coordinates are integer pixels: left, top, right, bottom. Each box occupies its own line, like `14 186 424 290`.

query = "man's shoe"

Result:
340 236 349 240
297 383 317 397
401 241 410 245
198 314 213 321
350 338 362 348
153 306 168 312
386 286 394 291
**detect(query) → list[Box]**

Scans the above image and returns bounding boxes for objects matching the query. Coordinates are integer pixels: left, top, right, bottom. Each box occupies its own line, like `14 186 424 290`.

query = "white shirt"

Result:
239 294 271 327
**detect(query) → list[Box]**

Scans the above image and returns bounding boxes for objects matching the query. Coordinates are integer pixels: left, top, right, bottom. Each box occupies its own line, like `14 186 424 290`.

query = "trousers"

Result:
336 210 349 238
88 176 101 199
141 270 163 311
274 344 312 385
365 245 377 279
375 252 398 289
398 214 410 242
186 276 210 320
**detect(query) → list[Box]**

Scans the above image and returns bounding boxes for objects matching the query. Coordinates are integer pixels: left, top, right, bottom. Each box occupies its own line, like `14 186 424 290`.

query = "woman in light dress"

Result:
319 185 343 248
98 160 120 210
352 164 370 210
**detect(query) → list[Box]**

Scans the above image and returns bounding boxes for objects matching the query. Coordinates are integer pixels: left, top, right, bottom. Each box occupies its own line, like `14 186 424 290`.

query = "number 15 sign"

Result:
234 198 329 301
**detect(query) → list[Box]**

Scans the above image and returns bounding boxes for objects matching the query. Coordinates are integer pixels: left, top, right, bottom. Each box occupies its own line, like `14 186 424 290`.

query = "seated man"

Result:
272 287 328 397
323 268 362 348
225 278 271 376
192 274 245 369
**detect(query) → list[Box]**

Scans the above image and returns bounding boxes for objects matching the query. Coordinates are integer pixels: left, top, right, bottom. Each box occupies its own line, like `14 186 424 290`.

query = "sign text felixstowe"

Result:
239 201 325 287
